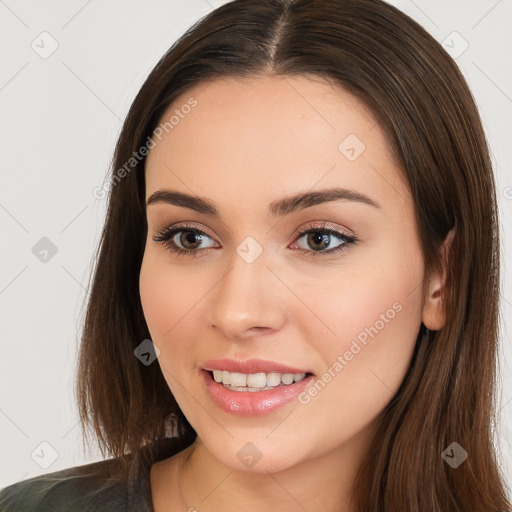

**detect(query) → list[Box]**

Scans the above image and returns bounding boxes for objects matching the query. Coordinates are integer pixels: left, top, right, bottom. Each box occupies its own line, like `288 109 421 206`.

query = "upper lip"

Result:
202 358 313 375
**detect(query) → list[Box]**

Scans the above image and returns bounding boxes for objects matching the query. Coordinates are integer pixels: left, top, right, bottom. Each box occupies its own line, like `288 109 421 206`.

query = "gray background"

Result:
1 0 511 492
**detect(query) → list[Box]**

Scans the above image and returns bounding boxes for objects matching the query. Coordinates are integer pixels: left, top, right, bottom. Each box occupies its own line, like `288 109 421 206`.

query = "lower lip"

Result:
201 370 314 416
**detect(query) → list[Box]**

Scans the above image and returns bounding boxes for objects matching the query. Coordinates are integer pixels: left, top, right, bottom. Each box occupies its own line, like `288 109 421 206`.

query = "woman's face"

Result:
140 75 428 474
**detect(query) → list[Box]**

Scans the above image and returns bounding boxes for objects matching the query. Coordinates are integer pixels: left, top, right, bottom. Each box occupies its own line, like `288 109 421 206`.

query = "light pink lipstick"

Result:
201 358 315 416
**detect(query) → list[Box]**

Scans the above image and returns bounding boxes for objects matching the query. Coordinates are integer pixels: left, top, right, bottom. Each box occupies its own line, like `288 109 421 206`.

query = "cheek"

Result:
139 253 203 408
288 287 423 459
139 255 168 341
298 241 425 426
301 271 423 390
327 223 424 358
323 267 423 357
139 251 200 350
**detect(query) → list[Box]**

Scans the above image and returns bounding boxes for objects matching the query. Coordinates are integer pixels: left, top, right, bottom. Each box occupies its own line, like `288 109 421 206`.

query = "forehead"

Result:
144 75 410 214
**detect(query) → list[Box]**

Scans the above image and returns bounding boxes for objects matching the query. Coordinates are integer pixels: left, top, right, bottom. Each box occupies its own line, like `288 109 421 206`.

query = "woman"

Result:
1 0 510 510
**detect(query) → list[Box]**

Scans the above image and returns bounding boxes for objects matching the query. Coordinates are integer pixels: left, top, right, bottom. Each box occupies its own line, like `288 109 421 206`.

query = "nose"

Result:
205 247 286 341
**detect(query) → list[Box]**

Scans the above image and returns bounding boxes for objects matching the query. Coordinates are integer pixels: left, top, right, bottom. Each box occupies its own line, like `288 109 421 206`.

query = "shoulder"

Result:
0 458 132 512
0 436 194 512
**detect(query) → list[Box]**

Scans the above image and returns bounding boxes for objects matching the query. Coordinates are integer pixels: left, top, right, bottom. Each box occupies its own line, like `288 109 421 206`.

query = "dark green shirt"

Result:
0 438 189 511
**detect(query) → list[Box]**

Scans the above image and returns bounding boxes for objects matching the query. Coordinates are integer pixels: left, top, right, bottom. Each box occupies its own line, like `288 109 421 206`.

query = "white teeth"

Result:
281 373 294 385
209 369 308 390
247 373 266 388
229 372 247 387
266 372 281 387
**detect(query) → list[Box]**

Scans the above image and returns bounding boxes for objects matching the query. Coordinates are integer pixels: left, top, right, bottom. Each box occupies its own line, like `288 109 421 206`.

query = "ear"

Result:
421 227 455 330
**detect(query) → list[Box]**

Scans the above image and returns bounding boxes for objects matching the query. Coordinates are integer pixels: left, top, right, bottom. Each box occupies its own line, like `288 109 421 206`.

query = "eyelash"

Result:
152 221 358 259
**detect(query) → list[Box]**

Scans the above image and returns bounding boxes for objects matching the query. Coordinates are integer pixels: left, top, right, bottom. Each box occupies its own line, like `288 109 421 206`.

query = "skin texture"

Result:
140 75 448 512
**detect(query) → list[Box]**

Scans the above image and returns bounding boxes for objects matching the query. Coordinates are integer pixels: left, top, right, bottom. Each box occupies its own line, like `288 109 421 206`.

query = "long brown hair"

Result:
76 0 511 509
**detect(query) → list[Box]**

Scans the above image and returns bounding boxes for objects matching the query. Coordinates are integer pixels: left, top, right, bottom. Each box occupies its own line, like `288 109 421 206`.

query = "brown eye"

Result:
306 231 333 251
291 227 357 257
178 230 206 250
153 225 217 257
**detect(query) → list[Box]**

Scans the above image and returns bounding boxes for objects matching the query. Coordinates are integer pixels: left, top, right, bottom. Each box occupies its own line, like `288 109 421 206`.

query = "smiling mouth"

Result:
204 369 315 392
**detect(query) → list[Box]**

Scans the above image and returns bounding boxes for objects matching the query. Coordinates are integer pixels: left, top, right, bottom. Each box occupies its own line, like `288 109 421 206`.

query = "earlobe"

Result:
421 228 455 331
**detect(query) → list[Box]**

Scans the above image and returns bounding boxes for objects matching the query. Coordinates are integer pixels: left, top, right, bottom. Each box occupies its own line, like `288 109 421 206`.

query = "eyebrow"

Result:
146 187 381 216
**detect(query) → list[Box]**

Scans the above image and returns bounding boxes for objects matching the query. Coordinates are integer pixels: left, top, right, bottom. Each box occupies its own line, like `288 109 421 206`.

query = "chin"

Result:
201 436 306 475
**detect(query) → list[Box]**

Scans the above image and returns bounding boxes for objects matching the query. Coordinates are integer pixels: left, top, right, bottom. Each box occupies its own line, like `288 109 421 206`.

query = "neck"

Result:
164 422 377 512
